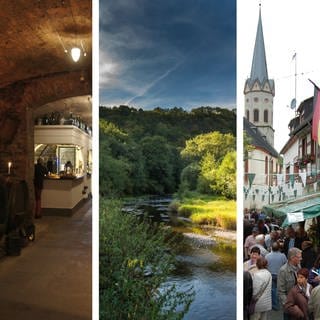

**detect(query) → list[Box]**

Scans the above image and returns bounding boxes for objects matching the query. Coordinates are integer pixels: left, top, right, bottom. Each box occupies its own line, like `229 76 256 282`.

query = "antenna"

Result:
294 52 297 114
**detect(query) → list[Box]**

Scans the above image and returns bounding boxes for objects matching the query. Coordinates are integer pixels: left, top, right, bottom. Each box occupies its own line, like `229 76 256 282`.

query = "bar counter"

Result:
42 174 91 216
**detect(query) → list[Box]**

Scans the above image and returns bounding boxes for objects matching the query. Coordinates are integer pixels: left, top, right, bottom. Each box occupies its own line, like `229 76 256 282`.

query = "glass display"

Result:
34 144 89 178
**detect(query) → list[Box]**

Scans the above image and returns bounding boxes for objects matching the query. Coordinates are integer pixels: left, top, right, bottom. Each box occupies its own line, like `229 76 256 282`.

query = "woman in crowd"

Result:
284 268 312 320
250 256 272 320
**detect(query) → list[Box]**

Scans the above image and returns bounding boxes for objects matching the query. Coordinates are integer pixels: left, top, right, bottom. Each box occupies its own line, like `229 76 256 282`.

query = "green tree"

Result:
99 119 147 196
215 151 236 199
181 132 235 163
141 136 176 194
181 132 236 197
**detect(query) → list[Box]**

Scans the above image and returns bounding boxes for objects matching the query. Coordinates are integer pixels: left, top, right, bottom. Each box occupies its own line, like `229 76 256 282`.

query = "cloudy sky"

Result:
238 0 320 152
99 0 236 110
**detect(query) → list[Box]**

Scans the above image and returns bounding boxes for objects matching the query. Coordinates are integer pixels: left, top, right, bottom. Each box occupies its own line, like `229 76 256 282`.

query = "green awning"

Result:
281 204 320 227
263 196 320 217
262 194 320 227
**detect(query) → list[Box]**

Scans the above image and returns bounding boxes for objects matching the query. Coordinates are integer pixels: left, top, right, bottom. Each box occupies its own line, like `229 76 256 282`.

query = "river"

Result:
123 197 236 320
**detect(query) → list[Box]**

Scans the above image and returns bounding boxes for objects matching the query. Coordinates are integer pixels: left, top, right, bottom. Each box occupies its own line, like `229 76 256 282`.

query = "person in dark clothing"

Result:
283 226 303 257
308 254 320 288
301 241 317 270
257 219 268 235
284 268 312 320
34 158 48 219
244 271 253 320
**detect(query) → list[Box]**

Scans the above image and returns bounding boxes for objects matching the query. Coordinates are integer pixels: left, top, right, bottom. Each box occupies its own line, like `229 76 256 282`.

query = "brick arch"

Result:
0 68 91 210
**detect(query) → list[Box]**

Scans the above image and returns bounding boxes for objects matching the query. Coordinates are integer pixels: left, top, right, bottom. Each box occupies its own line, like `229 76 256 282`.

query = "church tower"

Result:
244 5 275 147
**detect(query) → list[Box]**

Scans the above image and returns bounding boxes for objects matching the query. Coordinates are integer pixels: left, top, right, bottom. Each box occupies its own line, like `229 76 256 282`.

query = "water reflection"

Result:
123 197 236 319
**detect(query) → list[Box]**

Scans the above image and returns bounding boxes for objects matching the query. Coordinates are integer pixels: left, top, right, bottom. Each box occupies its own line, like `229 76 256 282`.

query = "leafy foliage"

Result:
180 132 236 199
99 106 236 198
100 199 194 319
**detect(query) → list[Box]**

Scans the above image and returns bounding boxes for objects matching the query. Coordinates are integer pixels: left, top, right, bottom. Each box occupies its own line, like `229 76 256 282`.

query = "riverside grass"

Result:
174 193 236 230
100 198 194 320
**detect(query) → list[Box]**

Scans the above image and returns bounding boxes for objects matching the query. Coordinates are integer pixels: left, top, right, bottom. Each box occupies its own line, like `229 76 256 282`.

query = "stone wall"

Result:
0 68 91 214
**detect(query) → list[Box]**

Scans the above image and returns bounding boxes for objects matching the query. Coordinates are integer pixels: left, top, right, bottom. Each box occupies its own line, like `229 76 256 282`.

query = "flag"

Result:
310 79 320 145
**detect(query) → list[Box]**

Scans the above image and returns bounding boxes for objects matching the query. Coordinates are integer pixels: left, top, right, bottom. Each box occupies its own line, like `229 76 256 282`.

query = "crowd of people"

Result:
243 211 320 320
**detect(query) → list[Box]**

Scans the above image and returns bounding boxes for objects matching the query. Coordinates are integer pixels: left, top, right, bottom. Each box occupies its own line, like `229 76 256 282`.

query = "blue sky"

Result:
99 0 236 110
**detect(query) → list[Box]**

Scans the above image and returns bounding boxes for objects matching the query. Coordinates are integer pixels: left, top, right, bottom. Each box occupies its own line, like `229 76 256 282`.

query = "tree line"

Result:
99 105 236 199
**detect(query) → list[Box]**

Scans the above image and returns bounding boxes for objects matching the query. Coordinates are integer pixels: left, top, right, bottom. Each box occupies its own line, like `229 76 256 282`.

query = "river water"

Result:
123 197 236 320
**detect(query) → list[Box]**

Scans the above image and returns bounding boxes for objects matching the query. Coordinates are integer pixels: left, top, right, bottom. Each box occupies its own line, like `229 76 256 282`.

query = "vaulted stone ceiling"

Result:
0 0 92 122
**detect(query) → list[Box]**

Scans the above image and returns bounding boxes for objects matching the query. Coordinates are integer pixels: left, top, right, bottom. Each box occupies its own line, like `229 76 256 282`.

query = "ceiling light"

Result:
71 47 81 62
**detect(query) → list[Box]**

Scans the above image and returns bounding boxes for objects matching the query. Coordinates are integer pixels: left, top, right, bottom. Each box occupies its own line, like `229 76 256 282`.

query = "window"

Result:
254 97 259 102
254 109 259 122
264 110 268 123
302 138 307 156
246 110 249 121
265 157 268 185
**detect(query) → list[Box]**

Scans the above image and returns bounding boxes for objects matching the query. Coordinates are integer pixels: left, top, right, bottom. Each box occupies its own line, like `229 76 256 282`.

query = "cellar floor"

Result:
0 199 92 319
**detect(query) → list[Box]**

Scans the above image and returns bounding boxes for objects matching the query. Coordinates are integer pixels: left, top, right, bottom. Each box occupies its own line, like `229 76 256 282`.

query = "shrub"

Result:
100 198 194 320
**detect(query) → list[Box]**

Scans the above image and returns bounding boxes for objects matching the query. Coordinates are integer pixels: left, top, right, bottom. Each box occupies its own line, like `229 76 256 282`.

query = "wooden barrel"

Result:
7 180 30 230
0 179 8 239
5 179 35 254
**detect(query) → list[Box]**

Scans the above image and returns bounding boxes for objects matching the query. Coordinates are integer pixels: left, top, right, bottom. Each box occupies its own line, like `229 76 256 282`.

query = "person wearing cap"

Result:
284 268 312 320
244 226 259 260
244 246 261 274
278 247 302 320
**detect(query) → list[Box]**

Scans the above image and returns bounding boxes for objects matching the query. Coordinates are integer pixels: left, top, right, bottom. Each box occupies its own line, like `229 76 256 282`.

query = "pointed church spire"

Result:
249 5 268 84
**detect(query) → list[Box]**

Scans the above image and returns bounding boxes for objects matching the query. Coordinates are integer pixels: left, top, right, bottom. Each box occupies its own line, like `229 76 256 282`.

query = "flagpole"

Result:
294 52 297 114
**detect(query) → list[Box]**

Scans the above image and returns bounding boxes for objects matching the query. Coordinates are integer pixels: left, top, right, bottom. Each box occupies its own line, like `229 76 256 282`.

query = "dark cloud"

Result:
100 0 236 109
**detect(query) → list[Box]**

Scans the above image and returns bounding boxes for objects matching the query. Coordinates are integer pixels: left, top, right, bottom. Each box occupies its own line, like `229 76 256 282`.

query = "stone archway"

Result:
0 68 91 212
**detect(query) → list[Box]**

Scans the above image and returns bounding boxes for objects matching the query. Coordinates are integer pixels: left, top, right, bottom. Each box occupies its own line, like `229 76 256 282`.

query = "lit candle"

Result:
8 161 12 175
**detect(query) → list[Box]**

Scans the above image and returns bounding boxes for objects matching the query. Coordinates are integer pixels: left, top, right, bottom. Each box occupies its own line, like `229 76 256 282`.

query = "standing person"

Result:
244 246 261 274
301 241 317 270
266 242 288 310
34 158 48 219
308 254 320 288
244 226 259 260
283 227 302 257
250 234 269 257
278 247 302 320
308 283 320 319
284 268 312 320
250 256 272 320
265 230 280 252
244 271 253 320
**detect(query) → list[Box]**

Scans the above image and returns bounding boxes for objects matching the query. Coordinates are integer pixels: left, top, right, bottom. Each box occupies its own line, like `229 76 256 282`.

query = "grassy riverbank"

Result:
171 193 236 230
100 198 194 320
